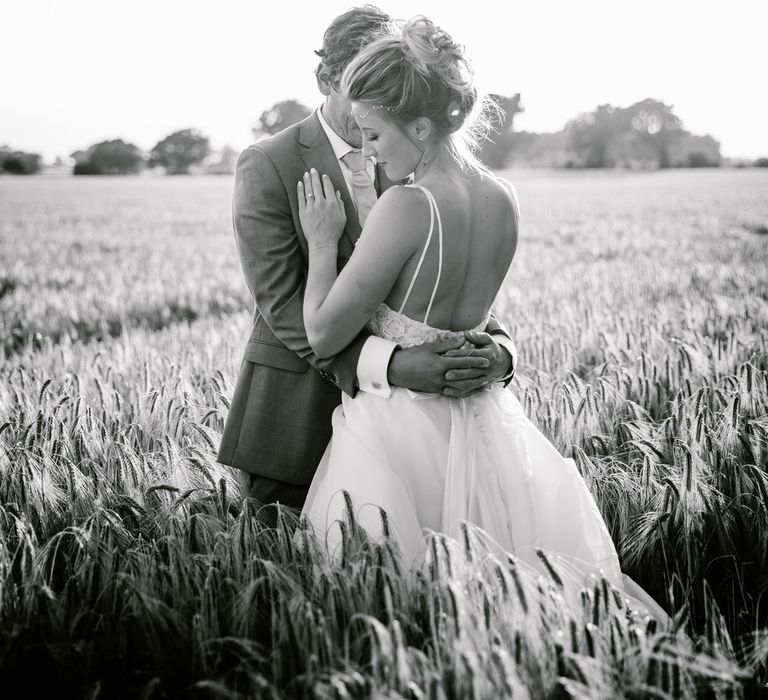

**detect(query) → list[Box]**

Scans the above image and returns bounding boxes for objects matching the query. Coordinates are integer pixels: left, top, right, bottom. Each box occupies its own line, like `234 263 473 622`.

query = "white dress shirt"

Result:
316 107 398 398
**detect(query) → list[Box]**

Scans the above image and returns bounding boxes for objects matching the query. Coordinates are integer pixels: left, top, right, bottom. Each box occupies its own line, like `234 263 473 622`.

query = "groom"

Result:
217 6 518 516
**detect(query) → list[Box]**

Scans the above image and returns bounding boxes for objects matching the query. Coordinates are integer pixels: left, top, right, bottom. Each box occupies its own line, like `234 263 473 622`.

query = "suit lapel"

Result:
299 114 360 262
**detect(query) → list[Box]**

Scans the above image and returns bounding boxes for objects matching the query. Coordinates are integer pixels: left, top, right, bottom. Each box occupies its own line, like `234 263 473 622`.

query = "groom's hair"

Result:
315 6 392 89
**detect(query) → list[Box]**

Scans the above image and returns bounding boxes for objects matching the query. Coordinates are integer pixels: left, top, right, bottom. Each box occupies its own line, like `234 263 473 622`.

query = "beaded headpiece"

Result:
352 102 462 123
351 104 397 119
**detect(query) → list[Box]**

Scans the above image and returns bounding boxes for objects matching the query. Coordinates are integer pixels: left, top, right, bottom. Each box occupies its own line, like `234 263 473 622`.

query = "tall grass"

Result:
1 170 767 696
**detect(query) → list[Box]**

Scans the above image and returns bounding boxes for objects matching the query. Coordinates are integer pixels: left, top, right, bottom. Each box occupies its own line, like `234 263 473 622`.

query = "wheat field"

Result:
1 169 767 698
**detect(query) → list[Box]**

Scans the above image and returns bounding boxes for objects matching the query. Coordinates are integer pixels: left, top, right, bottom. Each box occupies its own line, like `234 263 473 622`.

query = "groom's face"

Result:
317 70 363 149
323 87 363 149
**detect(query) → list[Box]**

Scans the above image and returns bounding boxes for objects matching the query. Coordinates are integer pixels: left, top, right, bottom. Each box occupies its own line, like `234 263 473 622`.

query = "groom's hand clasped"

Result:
441 331 514 397
387 334 511 397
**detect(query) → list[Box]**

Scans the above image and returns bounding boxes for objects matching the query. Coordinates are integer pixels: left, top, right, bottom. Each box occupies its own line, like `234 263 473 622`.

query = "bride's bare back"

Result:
383 173 519 331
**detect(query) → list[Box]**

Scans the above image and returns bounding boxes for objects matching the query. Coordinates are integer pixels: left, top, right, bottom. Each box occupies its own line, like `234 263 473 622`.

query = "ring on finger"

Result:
306 193 315 199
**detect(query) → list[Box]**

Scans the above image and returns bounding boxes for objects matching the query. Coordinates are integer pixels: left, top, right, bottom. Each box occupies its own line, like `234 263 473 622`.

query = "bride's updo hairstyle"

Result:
341 16 494 173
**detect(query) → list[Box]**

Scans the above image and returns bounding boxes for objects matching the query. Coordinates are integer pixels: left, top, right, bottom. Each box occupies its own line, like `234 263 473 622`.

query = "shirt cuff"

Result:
491 333 518 384
356 336 398 398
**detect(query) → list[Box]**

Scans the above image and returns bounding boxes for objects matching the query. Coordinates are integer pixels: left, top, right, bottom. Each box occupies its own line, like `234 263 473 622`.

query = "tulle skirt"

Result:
301 385 667 621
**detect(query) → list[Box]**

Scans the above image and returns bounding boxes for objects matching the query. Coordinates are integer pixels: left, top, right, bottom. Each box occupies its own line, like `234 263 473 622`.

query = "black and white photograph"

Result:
1 0 767 696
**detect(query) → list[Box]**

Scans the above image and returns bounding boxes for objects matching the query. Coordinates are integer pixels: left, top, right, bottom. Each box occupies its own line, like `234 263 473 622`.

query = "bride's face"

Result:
352 103 422 180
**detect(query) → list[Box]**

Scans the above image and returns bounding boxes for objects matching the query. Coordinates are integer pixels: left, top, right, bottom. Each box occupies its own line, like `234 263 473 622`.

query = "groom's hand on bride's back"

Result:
386 337 493 395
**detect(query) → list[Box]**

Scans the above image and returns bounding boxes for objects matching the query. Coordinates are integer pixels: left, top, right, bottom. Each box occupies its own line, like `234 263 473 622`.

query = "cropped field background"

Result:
1 169 767 697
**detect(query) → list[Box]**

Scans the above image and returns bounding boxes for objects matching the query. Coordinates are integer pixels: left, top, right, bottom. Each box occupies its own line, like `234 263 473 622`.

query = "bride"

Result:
297 16 665 619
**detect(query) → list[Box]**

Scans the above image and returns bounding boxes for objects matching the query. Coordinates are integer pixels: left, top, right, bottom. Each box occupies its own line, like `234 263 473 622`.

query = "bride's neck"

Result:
412 144 463 183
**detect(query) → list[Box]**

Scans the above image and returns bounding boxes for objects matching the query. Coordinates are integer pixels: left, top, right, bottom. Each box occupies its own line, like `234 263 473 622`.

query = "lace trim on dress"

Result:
367 304 490 349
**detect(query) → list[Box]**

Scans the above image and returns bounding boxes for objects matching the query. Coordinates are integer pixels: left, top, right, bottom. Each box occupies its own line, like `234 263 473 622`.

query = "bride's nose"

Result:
361 142 376 159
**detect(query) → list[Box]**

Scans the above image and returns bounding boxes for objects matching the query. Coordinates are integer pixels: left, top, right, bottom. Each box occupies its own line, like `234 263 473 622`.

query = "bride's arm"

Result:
300 173 423 359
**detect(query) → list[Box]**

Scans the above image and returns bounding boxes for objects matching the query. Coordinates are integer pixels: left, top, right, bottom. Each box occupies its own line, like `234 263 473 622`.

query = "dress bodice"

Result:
367 303 490 349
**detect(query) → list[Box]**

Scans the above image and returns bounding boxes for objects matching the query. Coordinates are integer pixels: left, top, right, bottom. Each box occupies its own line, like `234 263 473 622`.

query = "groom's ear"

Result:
315 66 332 97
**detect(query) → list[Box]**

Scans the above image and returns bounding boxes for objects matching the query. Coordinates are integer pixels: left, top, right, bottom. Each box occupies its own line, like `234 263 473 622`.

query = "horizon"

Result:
3 0 767 162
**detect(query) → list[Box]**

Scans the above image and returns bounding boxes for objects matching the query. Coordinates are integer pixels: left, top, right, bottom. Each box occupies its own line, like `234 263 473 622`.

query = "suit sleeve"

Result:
232 145 368 396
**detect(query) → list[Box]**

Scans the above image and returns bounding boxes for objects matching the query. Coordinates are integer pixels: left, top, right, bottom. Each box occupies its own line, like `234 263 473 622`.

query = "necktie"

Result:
341 150 378 228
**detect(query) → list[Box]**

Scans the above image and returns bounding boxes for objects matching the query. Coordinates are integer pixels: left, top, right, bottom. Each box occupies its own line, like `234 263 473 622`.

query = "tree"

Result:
71 139 144 175
626 98 684 169
566 104 623 168
671 133 721 168
565 99 690 169
206 145 238 174
150 129 210 174
1 146 42 174
253 100 311 140
480 93 523 169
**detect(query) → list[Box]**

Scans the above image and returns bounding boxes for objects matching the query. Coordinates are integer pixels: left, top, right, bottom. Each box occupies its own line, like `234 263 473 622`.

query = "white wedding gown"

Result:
301 186 666 621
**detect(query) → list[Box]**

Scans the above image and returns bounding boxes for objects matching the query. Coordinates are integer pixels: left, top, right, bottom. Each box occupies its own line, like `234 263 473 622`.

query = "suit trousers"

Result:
238 469 309 529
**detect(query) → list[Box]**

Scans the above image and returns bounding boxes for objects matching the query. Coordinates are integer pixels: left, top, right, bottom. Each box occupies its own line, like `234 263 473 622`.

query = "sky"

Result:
2 0 767 162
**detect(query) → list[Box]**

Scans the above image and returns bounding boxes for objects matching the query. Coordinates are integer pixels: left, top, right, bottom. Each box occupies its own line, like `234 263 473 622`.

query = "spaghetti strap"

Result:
420 188 443 325
396 185 434 314
397 186 444 324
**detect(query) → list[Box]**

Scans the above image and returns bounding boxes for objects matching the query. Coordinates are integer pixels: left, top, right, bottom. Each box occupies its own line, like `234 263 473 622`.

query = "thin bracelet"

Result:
310 243 338 251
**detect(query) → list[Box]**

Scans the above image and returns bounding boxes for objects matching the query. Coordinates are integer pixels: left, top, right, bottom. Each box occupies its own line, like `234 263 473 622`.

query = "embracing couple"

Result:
217 6 664 617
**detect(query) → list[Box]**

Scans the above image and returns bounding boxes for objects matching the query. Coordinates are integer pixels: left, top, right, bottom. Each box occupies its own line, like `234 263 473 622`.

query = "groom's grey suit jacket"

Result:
217 111 512 486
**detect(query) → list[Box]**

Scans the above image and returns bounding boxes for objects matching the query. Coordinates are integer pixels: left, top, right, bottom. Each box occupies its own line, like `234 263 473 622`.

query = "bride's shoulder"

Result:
480 174 520 223
367 185 431 231
378 183 429 207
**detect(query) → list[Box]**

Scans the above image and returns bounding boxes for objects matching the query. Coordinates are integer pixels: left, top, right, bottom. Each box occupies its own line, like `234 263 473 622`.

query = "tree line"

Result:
565 98 723 168
1 129 235 177
483 96 730 169
70 129 220 175
3 97 767 175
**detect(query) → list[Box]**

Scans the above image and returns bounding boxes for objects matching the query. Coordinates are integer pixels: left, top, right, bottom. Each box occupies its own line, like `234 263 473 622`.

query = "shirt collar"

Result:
317 107 356 161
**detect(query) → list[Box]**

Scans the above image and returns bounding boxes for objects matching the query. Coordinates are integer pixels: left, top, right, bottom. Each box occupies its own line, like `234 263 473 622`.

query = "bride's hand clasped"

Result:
297 169 346 250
